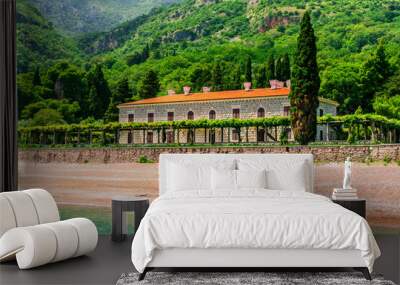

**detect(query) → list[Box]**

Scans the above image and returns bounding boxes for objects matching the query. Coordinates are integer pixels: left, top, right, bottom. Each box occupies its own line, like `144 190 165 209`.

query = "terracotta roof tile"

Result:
118 88 290 107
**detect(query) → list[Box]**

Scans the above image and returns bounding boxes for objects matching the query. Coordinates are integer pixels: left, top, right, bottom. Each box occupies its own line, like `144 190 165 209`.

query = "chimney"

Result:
243 82 252 91
167 89 176 96
285 80 291 88
276 81 284 88
183 86 191 95
269 80 277 89
202 86 211 93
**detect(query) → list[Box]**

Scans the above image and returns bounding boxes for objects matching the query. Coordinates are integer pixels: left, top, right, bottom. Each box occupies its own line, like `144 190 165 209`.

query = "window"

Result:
148 113 154 122
283 106 290 116
209 110 216 120
257 107 265 118
232 108 240 119
167 112 174 121
187 111 194 120
128 114 134 122
319 109 324 117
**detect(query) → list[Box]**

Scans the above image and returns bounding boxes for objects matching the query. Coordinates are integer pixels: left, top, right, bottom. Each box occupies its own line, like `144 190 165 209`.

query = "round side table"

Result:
111 196 149 242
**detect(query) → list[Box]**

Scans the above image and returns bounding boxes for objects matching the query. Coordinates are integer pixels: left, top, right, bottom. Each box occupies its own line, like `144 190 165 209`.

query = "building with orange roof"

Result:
117 84 338 144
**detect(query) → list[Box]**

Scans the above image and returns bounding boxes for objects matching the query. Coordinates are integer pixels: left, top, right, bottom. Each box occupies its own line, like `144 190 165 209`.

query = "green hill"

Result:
16 0 83 73
26 0 181 35
16 0 400 123
94 0 400 96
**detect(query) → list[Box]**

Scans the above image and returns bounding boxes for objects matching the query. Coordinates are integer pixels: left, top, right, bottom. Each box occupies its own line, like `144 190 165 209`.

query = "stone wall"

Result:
19 144 400 164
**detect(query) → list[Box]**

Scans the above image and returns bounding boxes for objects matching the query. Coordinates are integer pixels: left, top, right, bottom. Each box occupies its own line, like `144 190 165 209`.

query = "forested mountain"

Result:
16 0 84 73
16 0 400 126
26 0 180 35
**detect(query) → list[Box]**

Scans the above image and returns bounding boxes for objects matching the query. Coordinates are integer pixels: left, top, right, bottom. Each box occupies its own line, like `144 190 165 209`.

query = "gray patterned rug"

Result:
116 272 396 285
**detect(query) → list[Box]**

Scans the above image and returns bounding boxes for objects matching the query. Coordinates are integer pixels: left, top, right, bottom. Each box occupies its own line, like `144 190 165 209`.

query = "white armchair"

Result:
0 189 98 269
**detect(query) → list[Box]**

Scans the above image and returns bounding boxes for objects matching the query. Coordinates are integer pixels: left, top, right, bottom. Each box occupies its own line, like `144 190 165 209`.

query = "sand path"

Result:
18 161 400 228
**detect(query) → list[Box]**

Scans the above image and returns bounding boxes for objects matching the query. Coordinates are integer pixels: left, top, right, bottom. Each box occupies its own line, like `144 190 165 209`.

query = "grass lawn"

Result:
59 204 138 235
59 205 112 235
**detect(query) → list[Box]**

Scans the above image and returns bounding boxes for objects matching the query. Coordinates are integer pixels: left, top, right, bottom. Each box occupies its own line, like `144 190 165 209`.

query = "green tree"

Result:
212 61 223 91
359 41 392 112
266 54 275 85
57 67 88 116
245 56 252 83
275 57 284 81
319 63 362 114
189 65 205 91
373 95 400 119
281 53 291 81
30 109 65 126
289 11 320 145
137 69 160 99
87 65 112 119
105 77 131 122
21 99 80 124
32 67 41 86
228 64 242 90
256 65 267 88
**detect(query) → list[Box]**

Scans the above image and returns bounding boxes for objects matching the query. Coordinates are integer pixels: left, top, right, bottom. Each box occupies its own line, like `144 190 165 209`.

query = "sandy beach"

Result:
18 161 400 229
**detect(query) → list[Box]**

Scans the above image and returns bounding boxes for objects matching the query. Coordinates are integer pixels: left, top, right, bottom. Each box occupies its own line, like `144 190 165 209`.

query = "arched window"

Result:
209 110 216 120
257 107 265 118
187 111 194 120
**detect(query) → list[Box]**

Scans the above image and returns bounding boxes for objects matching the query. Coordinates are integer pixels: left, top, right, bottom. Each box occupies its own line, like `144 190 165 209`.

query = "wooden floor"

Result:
0 234 399 285
0 236 133 285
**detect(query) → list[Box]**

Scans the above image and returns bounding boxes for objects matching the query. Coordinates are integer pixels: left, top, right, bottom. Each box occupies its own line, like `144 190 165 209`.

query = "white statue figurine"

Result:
343 157 352 190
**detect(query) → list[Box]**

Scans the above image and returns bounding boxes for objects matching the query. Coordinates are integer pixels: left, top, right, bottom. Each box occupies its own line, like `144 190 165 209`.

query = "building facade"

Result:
118 87 338 144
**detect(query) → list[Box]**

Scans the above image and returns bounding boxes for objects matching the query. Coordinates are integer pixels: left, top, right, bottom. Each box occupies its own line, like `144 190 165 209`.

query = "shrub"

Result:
137 155 154 163
383 154 392 166
364 156 373 165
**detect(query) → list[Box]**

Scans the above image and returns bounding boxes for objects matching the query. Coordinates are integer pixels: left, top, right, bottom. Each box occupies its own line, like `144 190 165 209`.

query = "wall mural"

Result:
17 0 400 234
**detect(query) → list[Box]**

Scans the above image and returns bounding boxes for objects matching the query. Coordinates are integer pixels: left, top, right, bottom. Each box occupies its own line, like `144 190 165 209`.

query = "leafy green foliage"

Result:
359 41 392 112
16 0 83 73
31 109 65 126
21 99 80 126
87 65 112 119
373 95 400 119
137 155 155 163
137 70 160 99
16 0 400 127
105 77 132 122
245 56 252 83
290 11 320 145
26 0 180 35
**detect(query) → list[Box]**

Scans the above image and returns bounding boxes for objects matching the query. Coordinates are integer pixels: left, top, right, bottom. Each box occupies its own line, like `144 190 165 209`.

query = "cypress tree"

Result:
245 56 252 83
138 69 160 99
281 53 291 81
33 67 41 86
105 77 131 122
359 41 391 112
289 11 320 145
256 65 267 88
230 64 242 90
275 57 284 81
266 54 275 84
212 61 223 91
87 65 112 119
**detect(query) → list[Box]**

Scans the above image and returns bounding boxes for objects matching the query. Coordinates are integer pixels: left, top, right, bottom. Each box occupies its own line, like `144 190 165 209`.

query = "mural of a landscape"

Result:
17 0 400 234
